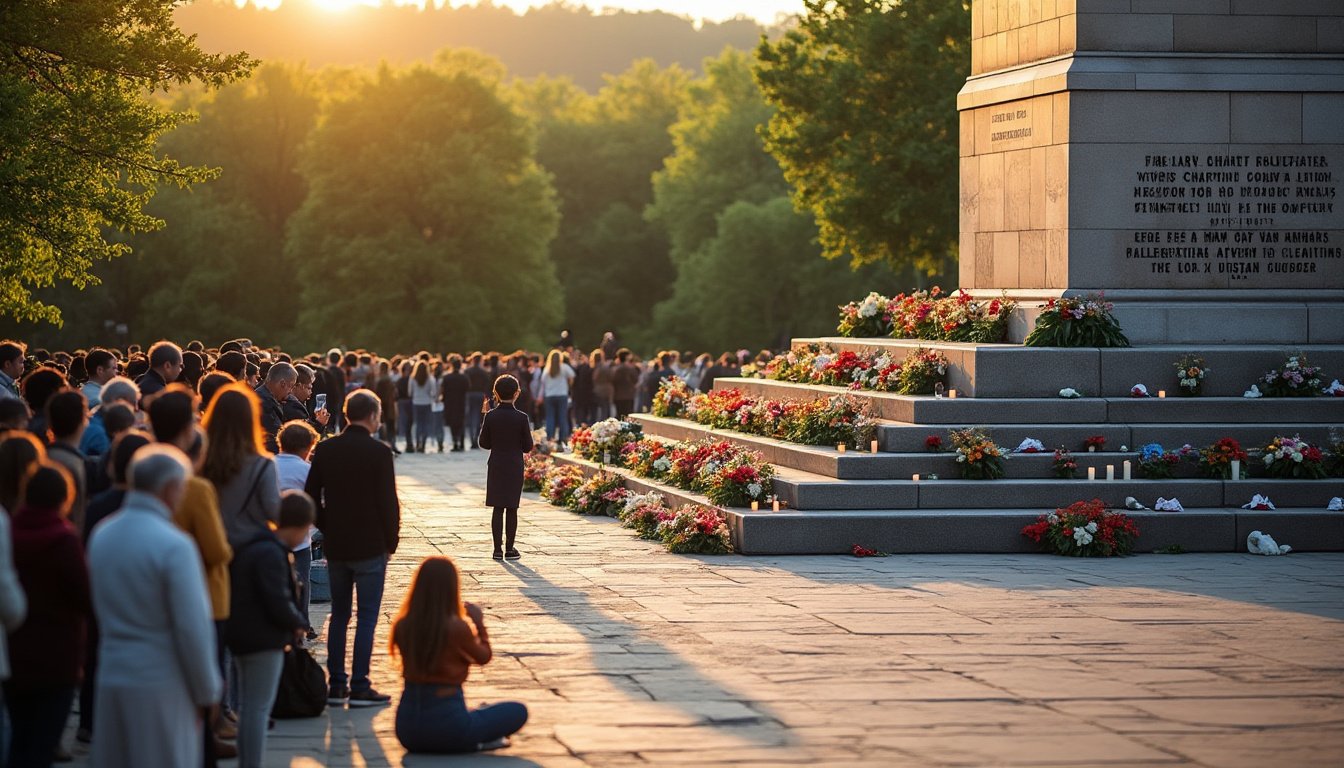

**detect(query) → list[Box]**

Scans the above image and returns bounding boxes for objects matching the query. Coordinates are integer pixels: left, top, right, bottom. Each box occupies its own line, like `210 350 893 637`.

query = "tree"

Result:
0 0 253 324
287 64 562 352
755 0 969 276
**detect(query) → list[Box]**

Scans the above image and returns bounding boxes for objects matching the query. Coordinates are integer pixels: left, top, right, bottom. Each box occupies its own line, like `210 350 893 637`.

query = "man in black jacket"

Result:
303 390 398 708
136 340 183 401
324 349 347 434
255 362 295 453
463 353 489 449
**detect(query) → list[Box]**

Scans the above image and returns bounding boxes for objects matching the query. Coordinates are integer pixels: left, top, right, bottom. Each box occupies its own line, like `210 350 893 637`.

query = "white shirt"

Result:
274 453 314 551
542 364 575 397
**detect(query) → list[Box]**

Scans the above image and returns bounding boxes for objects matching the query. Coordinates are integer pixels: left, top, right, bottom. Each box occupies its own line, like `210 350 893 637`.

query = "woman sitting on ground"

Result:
390 556 527 754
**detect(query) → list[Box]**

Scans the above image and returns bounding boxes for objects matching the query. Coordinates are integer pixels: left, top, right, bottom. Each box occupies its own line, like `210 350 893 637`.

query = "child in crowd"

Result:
477 375 533 561
225 490 311 768
274 420 320 639
390 556 526 754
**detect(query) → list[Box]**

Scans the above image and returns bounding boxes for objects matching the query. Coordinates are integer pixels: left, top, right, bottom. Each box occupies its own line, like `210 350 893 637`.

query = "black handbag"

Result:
271 646 327 719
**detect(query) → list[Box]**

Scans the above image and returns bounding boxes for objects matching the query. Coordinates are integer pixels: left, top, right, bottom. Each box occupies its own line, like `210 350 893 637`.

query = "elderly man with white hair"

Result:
87 445 221 768
256 361 297 453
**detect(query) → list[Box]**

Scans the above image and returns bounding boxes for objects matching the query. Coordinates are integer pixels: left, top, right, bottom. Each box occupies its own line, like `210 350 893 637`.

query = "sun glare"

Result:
309 0 376 12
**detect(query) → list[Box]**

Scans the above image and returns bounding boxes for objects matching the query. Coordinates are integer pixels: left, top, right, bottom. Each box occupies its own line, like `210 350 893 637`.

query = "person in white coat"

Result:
87 446 222 768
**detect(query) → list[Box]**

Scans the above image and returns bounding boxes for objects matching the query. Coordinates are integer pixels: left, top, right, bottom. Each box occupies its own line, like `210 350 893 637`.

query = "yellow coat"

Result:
172 477 233 621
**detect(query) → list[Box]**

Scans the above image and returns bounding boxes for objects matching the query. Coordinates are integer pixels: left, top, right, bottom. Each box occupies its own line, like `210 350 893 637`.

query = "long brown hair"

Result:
413 360 429 386
390 556 465 680
201 382 268 486
0 431 46 512
545 349 563 377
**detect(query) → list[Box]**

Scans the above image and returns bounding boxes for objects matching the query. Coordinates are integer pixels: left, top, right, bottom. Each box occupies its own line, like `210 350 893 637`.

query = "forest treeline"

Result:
175 1 771 92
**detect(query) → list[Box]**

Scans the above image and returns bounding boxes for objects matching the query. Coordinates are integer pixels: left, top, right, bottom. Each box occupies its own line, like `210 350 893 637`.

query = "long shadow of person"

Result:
499 561 791 752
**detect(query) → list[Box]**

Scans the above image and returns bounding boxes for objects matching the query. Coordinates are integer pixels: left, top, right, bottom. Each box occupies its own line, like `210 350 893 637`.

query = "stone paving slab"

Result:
65 450 1344 767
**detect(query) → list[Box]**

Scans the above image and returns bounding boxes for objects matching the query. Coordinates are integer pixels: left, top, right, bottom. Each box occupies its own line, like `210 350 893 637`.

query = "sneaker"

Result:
348 687 392 708
492 549 504 560
477 737 511 752
504 549 521 560
327 684 350 706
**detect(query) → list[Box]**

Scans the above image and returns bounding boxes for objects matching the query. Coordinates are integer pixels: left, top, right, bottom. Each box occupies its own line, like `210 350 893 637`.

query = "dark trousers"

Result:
444 412 465 449
78 619 99 733
327 555 387 692
294 546 313 630
614 399 634 419
491 507 518 551
395 684 527 754
3 683 75 768
465 393 486 448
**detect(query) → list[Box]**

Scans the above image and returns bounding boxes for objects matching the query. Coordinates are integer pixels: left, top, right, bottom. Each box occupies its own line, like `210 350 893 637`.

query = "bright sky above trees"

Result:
240 0 805 24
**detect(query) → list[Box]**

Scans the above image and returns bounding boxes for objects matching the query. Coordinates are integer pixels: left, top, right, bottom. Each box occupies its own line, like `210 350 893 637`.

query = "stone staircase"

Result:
554 337 1344 555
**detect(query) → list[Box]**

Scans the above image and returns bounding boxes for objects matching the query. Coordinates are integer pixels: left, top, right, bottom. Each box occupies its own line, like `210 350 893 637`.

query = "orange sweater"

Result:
172 477 233 620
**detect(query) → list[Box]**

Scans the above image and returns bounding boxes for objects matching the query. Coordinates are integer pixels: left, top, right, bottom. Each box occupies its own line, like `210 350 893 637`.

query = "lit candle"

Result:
948 389 958 399
1230 459 1241 481
1087 467 1096 481
912 474 920 482
837 443 846 453
1088 446 1095 452
751 501 759 511
1106 465 1115 481
772 499 781 512
870 439 879 454
1158 390 1167 398
1123 461 1132 481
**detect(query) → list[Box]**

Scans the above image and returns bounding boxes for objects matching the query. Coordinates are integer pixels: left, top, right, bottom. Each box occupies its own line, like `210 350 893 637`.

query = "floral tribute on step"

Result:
1021 499 1140 557
837 287 1016 343
652 379 876 448
747 344 950 396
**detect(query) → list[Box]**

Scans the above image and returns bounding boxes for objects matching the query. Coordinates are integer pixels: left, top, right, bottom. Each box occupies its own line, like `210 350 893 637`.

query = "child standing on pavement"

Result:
477 375 533 561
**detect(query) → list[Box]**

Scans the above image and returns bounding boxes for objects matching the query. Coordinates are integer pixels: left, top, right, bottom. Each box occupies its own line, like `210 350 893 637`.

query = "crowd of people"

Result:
0 332 762 768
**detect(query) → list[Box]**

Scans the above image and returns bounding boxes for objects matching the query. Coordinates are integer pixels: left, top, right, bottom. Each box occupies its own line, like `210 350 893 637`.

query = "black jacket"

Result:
479 404 534 508
440 372 468 424
465 365 490 394
225 529 305 655
136 369 169 400
255 383 286 453
304 425 399 561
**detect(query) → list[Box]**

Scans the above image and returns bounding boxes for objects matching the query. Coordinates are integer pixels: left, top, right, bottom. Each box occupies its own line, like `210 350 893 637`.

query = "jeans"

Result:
293 546 312 630
395 683 527 754
465 393 486 448
543 395 570 442
412 404 434 450
3 683 76 768
397 398 413 450
327 555 387 692
234 650 284 768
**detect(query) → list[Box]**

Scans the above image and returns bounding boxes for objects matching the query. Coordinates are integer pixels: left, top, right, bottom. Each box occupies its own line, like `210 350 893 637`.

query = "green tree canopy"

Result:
755 0 968 276
287 64 562 352
0 0 253 324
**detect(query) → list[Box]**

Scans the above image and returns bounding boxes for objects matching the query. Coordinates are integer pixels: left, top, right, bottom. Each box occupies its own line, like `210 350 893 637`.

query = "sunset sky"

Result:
240 0 807 24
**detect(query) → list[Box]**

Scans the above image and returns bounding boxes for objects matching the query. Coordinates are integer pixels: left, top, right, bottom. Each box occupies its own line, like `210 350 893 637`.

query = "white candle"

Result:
1123 461 1132 481
870 440 879 454
1087 467 1096 481
1230 460 1241 481
1106 465 1115 481
751 501 759 511
772 499 780 512
1158 390 1167 398
912 474 920 482
603 451 611 465
837 443 846 453
948 389 958 399
1088 446 1095 452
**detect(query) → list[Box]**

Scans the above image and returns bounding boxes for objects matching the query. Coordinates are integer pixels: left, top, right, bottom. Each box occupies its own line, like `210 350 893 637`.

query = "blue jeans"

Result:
465 393 486 448
413 404 434 450
544 395 570 442
234 650 283 768
327 555 387 692
293 546 312 630
395 683 527 754
397 398 413 449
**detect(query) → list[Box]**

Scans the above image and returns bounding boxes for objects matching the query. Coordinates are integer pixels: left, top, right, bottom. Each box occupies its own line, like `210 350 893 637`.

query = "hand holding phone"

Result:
315 393 328 411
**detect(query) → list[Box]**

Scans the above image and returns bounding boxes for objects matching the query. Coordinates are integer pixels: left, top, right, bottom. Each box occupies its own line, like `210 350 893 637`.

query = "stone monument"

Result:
957 0 1344 343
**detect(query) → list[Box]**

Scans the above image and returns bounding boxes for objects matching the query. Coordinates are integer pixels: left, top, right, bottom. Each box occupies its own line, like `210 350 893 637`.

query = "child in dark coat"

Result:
478 375 533 561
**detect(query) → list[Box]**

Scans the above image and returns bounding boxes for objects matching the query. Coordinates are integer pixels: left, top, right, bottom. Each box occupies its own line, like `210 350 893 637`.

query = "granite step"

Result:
879 422 1342 453
716 378 1344 424
792 336 1344 398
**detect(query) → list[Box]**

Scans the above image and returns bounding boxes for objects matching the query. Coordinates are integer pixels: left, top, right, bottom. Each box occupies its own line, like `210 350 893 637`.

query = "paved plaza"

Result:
72 452 1344 767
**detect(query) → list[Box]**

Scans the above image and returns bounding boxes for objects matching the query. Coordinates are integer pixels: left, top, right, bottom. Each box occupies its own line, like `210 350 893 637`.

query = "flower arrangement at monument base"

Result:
1262 435 1327 479
1021 499 1140 557
837 287 1016 343
1139 443 1194 479
1083 435 1106 452
567 471 630 516
1198 437 1248 479
656 505 733 554
619 492 674 540
752 344 949 395
523 452 554 492
621 438 672 478
949 427 1008 480
1023 292 1130 348
837 291 896 337
1052 448 1078 479
1173 354 1209 396
571 418 643 462
925 435 943 452
895 348 950 395
660 380 875 448
702 453 773 508
651 375 694 418
1259 354 1326 397
541 465 586 506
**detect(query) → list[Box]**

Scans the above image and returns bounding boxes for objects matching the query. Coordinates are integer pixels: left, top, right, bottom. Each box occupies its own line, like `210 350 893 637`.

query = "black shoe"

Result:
504 549 521 560
348 687 392 708
438 444 444 453
492 549 504 560
391 448 402 456
305 627 318 641
478 737 511 752
327 684 350 706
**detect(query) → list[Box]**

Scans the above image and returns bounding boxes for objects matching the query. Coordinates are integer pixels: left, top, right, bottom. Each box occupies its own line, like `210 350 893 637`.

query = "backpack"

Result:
271 646 327 719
